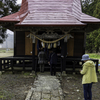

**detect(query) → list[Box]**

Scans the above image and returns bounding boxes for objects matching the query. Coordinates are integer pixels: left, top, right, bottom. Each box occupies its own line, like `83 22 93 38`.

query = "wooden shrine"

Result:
0 0 100 74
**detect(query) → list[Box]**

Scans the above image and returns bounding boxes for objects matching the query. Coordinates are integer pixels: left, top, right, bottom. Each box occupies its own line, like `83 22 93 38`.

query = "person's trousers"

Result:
50 64 56 75
83 83 93 100
39 64 44 72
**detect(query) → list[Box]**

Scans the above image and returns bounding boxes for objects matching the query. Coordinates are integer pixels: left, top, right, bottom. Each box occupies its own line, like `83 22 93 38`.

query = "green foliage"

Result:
88 53 100 59
93 2 100 18
82 0 100 53
86 29 100 53
82 0 95 15
0 0 20 43
98 69 100 73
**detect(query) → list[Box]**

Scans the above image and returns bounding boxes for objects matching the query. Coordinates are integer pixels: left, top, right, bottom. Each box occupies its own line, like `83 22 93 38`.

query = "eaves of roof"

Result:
80 13 100 23
0 0 100 27
0 12 20 22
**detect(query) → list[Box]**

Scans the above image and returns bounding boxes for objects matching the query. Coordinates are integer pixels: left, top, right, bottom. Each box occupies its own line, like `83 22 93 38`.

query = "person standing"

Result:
80 54 98 100
37 40 42 54
38 48 47 72
48 49 57 75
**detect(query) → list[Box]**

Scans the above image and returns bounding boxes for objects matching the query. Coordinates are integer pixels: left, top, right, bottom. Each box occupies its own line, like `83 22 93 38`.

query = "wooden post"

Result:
0 58 2 75
32 43 35 71
11 59 14 74
23 59 25 71
14 31 16 57
32 36 35 74
61 39 67 76
95 60 99 73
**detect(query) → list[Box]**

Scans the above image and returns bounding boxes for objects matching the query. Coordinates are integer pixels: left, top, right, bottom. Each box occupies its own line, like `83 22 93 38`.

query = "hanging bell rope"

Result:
53 43 57 48
42 42 45 48
30 28 73 44
48 43 51 49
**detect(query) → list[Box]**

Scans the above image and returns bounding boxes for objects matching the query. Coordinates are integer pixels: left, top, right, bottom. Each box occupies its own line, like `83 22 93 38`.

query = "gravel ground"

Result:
0 51 100 100
0 71 35 100
0 71 100 100
62 73 100 100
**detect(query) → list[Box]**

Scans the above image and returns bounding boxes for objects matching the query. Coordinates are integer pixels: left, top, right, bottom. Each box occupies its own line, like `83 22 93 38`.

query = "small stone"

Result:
72 92 74 94
42 89 51 94
42 93 50 99
60 96 64 100
51 90 59 97
25 89 33 100
78 97 80 99
77 89 80 92
31 92 41 100
67 80 69 82
64 91 69 94
51 96 60 100
58 89 63 95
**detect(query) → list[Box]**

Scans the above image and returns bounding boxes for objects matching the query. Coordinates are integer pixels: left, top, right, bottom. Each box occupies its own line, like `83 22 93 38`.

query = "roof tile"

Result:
0 0 100 26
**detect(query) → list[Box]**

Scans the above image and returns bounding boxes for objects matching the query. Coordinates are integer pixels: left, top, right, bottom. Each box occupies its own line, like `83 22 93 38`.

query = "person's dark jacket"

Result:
49 52 57 65
37 40 42 52
38 51 47 64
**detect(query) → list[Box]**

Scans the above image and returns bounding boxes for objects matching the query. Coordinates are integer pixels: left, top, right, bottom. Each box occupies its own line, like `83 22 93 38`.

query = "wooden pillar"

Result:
14 31 16 57
32 43 35 71
0 58 2 75
11 59 14 74
83 32 86 54
61 39 67 75
32 36 35 74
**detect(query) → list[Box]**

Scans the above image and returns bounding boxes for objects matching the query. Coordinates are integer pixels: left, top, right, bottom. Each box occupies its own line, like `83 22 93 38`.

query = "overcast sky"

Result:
17 0 22 4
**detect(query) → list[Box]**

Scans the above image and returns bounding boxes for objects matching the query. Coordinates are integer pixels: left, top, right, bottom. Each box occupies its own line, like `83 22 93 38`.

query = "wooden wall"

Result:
74 32 85 57
67 33 74 56
25 32 32 55
67 32 85 57
15 31 25 56
25 32 38 56
14 31 38 56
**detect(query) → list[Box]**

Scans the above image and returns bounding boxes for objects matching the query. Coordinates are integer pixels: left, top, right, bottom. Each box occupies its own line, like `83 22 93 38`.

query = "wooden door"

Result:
25 32 32 55
67 33 74 56
25 32 38 55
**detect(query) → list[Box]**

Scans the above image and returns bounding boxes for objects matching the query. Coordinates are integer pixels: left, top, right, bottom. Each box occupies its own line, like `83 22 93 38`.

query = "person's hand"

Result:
48 62 50 65
80 70 82 72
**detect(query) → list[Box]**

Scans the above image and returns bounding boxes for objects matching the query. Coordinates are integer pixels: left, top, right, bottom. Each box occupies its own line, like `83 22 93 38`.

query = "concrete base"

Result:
0 71 2 75
62 71 67 76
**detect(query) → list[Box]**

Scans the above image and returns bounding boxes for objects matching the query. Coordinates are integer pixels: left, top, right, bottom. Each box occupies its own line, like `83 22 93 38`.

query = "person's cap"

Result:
81 54 90 61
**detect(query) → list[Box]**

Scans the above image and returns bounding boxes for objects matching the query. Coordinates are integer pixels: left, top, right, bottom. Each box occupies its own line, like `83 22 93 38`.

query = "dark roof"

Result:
0 0 100 26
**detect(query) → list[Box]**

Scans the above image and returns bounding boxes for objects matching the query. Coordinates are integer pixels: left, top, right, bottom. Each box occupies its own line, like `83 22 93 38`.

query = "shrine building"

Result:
0 0 100 74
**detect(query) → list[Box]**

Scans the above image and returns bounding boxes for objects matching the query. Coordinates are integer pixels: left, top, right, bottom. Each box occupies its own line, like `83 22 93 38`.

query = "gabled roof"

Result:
0 0 100 26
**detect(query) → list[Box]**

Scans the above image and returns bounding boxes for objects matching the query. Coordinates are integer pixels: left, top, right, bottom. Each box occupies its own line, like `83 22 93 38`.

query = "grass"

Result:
87 53 100 59
98 69 100 73
0 91 14 100
23 72 31 76
0 48 13 57
0 48 13 53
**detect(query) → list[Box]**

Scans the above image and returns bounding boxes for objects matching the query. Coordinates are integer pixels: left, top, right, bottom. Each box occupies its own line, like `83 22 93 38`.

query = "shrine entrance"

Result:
25 27 75 73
